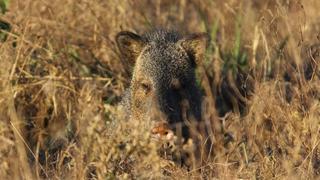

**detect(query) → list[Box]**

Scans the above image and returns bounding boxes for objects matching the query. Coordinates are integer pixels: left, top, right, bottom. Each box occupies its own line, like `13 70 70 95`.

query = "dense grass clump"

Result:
0 0 319 179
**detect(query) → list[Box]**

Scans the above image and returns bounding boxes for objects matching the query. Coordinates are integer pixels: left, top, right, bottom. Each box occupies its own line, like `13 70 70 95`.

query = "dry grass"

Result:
0 0 320 179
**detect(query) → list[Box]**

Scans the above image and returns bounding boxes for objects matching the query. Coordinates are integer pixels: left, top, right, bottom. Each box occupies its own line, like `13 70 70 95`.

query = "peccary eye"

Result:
170 78 181 90
141 82 151 94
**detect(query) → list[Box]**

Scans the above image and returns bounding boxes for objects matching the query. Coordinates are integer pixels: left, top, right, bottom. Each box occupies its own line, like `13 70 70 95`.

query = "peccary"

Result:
116 29 209 146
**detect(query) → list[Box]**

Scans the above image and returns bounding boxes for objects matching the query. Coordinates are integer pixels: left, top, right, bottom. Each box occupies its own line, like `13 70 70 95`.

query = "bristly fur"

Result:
117 29 209 167
142 29 182 44
117 28 209 134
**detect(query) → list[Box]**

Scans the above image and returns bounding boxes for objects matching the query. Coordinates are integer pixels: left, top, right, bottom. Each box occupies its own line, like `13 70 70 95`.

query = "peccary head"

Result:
117 30 208 139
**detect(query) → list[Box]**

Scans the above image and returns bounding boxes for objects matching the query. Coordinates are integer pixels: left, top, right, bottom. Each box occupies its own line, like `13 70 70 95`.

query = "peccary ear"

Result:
178 33 210 65
116 31 144 64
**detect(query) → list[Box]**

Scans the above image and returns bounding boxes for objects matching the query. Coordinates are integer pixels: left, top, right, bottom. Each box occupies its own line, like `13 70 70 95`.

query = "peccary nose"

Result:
151 122 175 141
151 122 169 135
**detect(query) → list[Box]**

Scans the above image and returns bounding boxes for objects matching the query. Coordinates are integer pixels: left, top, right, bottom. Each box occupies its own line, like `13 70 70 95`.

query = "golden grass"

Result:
0 0 319 179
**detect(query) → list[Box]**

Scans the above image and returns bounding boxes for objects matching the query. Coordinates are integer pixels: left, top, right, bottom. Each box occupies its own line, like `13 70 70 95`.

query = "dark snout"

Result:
148 89 190 141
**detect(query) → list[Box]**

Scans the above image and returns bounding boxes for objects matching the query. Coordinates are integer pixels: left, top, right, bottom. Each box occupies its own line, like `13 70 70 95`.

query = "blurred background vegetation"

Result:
0 0 319 179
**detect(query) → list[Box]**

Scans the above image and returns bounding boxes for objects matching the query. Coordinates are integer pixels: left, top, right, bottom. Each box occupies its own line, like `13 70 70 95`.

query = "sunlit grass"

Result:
0 0 319 179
